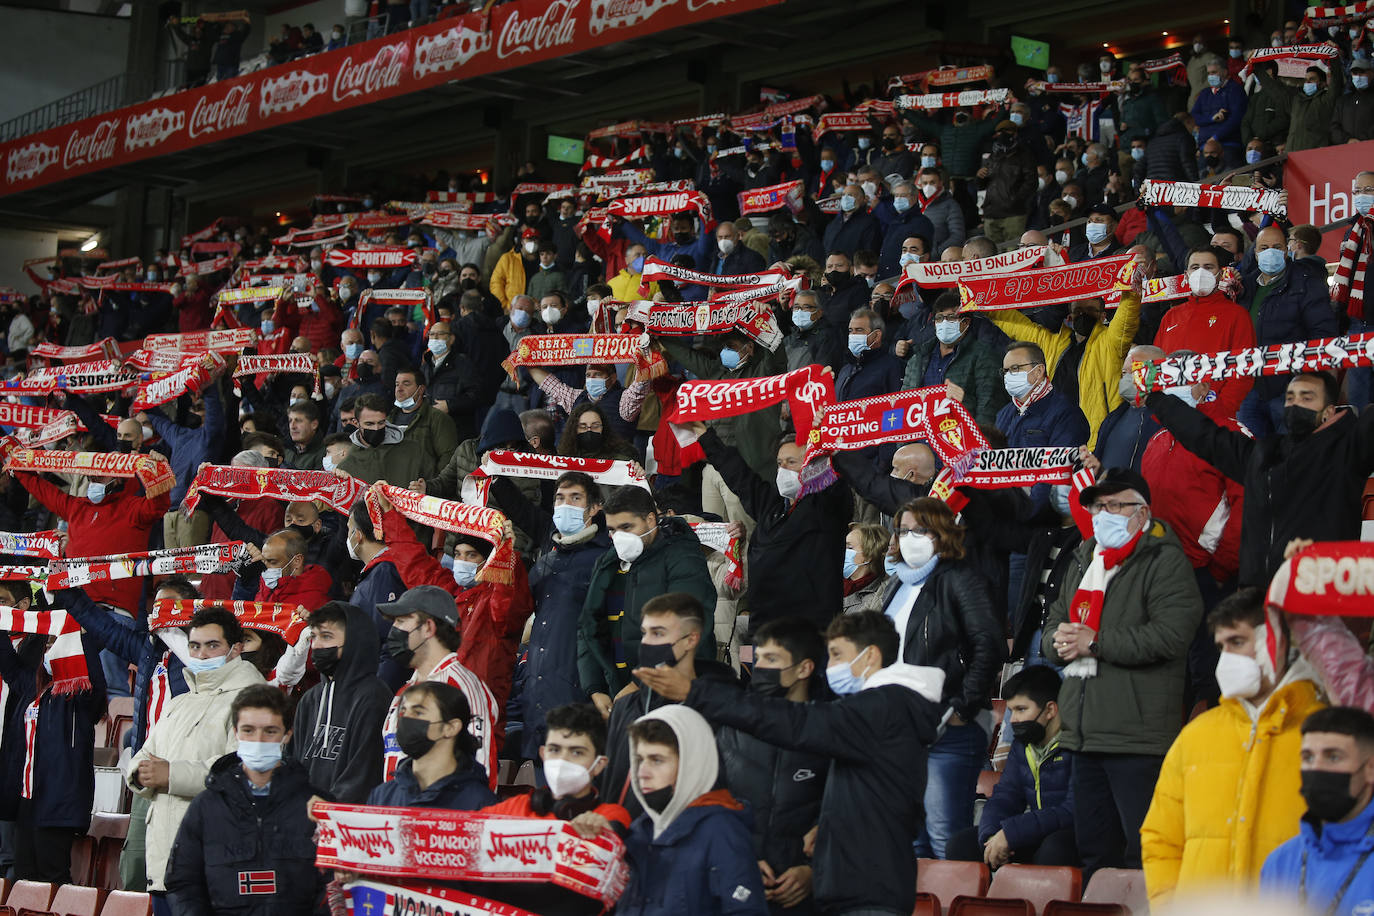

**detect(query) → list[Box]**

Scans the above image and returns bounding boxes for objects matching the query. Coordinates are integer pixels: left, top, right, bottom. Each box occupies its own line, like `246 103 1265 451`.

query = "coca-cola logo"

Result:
333 42 409 102
414 23 491 79
125 108 185 151
189 84 254 139
63 119 121 170
588 0 675 34
6 141 60 184
497 0 580 58
259 69 330 118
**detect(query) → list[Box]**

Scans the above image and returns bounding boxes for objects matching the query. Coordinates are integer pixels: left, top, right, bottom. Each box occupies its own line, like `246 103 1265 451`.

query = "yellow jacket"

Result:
489 248 526 311
989 290 1140 448
1140 663 1325 907
608 268 656 302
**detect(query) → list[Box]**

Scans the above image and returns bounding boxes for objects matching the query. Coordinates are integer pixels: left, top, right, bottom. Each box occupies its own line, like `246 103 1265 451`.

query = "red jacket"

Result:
1141 398 1248 580
254 562 334 609
1152 291 1256 416
296 292 344 353
17 471 169 611
481 789 630 829
174 287 213 332
379 506 533 736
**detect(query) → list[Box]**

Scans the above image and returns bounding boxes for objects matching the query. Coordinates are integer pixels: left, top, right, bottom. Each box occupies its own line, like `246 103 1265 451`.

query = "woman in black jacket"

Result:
877 497 1004 860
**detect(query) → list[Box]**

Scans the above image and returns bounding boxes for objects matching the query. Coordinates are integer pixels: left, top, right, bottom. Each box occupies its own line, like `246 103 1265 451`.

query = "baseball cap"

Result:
378 585 461 627
1088 203 1117 219
1078 467 1151 508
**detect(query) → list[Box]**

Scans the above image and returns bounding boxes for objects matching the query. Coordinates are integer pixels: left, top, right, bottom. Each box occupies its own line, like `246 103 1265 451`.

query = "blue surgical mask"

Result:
510 309 531 328
428 338 448 356
1130 147 1145 161
452 559 479 587
260 319 274 334
1091 507 1137 549
1356 193 1374 216
552 504 586 537
1356 74 1371 91
900 252 921 267
842 547 858 578
1080 152 1090 167
1304 81 1319 96
857 136 871 150
322 454 336 473
87 482 107 504
1245 149 1262 164
260 566 283 590
1085 222 1110 244
720 347 742 370
1004 370 1033 400
237 739 283 773
186 654 229 676
847 333 869 357
345 342 362 359
1229 48 1243 59
1165 384 1200 407
585 377 608 398
1010 112 1024 127
792 310 814 330
1207 73 1223 87
1257 247 1287 275
840 194 858 213
921 155 937 168
1046 72 1060 83
825 647 871 696
395 397 416 411
630 256 645 272
883 555 900 577
892 195 911 213
934 319 963 344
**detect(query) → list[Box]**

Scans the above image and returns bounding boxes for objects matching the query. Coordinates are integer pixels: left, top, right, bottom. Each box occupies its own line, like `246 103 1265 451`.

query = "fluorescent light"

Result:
81 235 99 252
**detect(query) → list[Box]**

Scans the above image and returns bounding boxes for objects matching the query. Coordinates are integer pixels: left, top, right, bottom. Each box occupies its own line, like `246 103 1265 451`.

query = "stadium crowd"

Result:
5 12 1374 916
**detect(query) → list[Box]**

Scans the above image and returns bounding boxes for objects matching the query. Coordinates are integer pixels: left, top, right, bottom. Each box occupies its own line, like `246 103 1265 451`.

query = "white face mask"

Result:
451 559 479 587
1215 650 1263 699
346 530 361 561
899 531 936 567
543 756 600 798
1054 169 1069 185
1188 266 1218 297
541 306 562 325
776 466 801 500
612 529 648 563
1165 384 1200 407
717 238 737 256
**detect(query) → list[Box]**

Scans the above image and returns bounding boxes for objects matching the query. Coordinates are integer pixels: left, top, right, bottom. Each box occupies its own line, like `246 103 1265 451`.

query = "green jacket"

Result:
577 516 717 697
1041 520 1203 756
1257 65 1344 152
904 113 997 178
392 399 459 483
287 435 326 472
1240 85 1292 150
525 267 566 303
901 334 1007 427
660 338 785 479
1119 89 1170 145
337 425 429 486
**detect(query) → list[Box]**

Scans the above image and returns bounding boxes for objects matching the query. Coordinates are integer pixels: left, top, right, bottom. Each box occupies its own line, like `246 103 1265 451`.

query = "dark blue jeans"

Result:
915 720 987 858
1072 751 1163 878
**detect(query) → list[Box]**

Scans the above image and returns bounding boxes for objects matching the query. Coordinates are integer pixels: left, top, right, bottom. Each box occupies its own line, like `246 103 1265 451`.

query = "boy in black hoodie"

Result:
285 601 392 802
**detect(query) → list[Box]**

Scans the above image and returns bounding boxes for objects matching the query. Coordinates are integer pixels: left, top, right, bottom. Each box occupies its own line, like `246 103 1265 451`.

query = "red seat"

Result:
44 885 104 916
96 893 150 916
949 898 1034 916
1082 868 1146 914
69 835 96 887
913 894 940 916
917 860 991 914
977 769 1002 798
104 699 134 749
0 879 9 904
1 882 55 915
87 815 130 894
986 865 1082 915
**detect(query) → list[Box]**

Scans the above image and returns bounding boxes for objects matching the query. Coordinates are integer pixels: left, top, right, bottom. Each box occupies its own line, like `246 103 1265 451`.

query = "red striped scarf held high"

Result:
1333 213 1373 321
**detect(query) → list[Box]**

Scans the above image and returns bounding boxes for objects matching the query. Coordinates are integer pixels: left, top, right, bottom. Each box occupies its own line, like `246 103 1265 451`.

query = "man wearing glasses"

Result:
1041 467 1203 880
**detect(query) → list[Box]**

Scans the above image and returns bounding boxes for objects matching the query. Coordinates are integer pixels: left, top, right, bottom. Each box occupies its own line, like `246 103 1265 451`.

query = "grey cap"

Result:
377 585 461 628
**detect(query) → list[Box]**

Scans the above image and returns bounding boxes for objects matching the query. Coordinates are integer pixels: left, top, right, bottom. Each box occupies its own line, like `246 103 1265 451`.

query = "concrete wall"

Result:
0 227 64 296
0 9 130 126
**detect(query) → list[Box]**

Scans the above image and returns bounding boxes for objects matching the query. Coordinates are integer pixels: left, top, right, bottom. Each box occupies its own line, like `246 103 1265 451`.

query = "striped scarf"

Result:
1333 214 1372 320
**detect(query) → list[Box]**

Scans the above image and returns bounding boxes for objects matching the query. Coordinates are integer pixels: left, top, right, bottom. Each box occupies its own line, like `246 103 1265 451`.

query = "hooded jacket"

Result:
284 602 392 802
979 731 1074 851
164 754 323 916
1147 392 1374 585
338 423 426 485
687 662 943 914
618 705 768 916
1040 520 1203 755
366 756 496 810
126 657 266 891
1142 658 1324 907
1261 793 1374 913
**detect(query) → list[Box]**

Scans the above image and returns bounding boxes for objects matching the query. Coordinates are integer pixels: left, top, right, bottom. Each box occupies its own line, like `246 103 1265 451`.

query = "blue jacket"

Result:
836 347 903 402
1239 254 1340 397
822 210 882 259
705 245 765 277
1094 403 1162 473
618 794 769 916
62 586 187 752
1262 800 1374 915
366 757 496 810
350 553 409 691
978 737 1074 850
621 221 714 271
1191 80 1248 148
878 208 936 277
147 382 225 503
0 632 105 827
996 390 1091 518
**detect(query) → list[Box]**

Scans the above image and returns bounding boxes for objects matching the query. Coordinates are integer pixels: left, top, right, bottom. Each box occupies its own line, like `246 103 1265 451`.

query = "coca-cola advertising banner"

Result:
1282 138 1374 262
0 0 782 197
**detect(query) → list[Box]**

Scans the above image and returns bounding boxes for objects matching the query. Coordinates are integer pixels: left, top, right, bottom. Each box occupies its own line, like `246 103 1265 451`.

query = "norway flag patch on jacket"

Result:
238 871 277 895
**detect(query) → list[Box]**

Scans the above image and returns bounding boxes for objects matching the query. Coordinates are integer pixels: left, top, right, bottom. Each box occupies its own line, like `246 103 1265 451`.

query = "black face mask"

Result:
356 363 376 382
576 430 604 453
1285 405 1323 438
638 639 683 670
311 646 340 678
115 440 135 454
361 426 386 448
288 523 316 543
882 135 899 149
1072 314 1098 338
240 649 267 676
1011 719 1047 746
1129 83 1144 95
826 270 851 289
774 233 795 248
642 785 674 813
396 716 439 759
749 665 793 698
460 277 478 290
384 626 417 666
1205 155 1221 167
673 231 693 245
1301 768 1362 822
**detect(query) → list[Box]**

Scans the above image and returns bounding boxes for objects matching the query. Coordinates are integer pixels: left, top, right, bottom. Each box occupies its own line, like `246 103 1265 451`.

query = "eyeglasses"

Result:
896 526 930 537
1001 362 1042 375
1089 500 1144 515
1355 186 1374 195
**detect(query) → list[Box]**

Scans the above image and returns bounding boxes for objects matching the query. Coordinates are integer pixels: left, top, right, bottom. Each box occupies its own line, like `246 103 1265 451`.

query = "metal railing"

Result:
0 58 187 143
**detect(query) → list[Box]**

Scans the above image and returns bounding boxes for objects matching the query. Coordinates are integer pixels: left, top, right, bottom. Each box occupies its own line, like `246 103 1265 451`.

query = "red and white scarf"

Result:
29 338 121 363
470 450 650 495
131 350 224 411
669 365 834 449
1131 331 1374 393
1139 179 1286 217
149 598 309 643
183 465 367 516
895 88 1012 109
0 605 88 695
604 190 714 230
1334 215 1373 320
16 412 83 449
350 288 433 331
815 112 874 137
0 361 139 397
367 485 516 585
738 181 805 216
637 257 790 292
45 543 248 590
147 650 173 734
898 246 1044 292
957 255 1135 313
324 247 416 270
5 448 175 499
144 327 258 353
1011 376 1054 415
501 334 652 382
232 353 320 396
689 521 744 590
1240 42 1340 78
216 285 284 307
580 143 651 173
805 385 988 475
0 530 63 559
1064 523 1146 679
1141 52 1184 73
342 880 537 916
